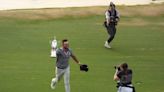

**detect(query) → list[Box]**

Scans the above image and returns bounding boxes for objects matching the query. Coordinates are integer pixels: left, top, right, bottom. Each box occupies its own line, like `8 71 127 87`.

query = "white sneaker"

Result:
104 41 111 48
51 78 57 89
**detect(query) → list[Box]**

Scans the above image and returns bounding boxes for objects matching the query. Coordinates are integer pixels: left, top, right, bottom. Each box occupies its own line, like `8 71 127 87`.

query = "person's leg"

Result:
124 87 133 92
104 26 111 48
117 86 122 92
51 67 64 89
118 87 133 92
64 66 70 92
107 25 116 44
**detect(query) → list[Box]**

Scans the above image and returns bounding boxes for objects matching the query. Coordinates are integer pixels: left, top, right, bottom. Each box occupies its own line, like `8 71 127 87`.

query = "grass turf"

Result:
0 14 164 92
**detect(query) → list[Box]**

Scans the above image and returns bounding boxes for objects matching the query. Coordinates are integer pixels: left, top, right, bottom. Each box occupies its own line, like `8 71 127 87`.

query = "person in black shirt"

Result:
104 2 120 48
114 63 135 92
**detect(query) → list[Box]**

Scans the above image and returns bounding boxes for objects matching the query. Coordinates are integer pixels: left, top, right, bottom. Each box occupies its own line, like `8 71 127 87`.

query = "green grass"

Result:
0 14 164 92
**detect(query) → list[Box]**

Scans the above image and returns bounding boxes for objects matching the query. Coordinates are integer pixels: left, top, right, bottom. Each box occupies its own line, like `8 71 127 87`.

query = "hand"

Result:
110 20 114 22
106 21 111 26
115 18 119 22
115 69 118 73
78 62 82 66
52 47 57 50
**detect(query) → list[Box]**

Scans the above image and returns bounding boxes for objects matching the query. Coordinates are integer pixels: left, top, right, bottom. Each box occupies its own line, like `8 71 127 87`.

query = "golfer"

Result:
51 39 81 92
104 2 120 48
113 63 135 92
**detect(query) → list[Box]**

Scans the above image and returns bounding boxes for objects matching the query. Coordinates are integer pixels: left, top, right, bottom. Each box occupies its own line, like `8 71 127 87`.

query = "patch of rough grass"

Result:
0 3 163 20
119 18 149 26
119 4 164 17
96 17 164 26
0 7 105 20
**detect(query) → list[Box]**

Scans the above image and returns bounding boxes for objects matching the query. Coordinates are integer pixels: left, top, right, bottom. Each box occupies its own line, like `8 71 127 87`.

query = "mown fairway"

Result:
0 4 164 92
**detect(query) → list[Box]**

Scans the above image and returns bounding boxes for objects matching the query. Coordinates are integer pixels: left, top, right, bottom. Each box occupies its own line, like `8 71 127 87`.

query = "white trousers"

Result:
118 85 133 92
53 66 70 92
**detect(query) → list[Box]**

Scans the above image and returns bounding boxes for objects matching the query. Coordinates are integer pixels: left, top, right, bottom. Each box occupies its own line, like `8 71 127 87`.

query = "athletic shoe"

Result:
51 78 57 89
104 41 111 48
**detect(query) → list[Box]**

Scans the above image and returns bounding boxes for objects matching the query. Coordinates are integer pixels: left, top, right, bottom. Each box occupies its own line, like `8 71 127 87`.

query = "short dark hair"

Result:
109 2 115 8
120 63 128 71
62 39 68 43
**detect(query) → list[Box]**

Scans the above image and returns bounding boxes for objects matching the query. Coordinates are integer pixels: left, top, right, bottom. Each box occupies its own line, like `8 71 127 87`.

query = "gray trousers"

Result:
54 66 70 92
106 24 116 44
118 84 133 92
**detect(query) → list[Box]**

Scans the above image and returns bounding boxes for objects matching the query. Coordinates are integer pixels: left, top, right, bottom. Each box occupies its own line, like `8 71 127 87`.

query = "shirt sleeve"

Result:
105 11 110 20
56 48 61 56
69 48 73 56
129 69 132 74
116 10 120 19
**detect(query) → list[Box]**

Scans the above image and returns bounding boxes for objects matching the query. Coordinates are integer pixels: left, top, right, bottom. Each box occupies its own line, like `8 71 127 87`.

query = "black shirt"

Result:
117 69 132 85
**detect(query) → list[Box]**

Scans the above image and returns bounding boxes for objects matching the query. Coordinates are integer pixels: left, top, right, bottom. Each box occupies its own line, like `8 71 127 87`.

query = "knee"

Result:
65 82 70 87
64 80 70 85
55 76 61 82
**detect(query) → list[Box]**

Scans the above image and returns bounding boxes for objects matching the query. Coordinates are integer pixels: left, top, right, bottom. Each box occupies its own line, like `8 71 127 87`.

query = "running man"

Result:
51 39 81 92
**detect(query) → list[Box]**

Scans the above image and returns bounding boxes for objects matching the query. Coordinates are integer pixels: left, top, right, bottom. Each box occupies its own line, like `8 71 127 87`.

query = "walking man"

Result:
104 2 120 48
51 39 81 92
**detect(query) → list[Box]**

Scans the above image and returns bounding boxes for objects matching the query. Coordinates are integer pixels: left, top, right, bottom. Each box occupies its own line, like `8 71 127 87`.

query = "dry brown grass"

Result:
0 3 163 20
119 18 149 26
119 4 164 16
0 7 105 20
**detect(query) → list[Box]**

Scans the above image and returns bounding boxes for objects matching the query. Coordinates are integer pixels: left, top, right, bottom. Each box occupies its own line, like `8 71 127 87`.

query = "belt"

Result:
57 66 69 69
57 67 66 69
